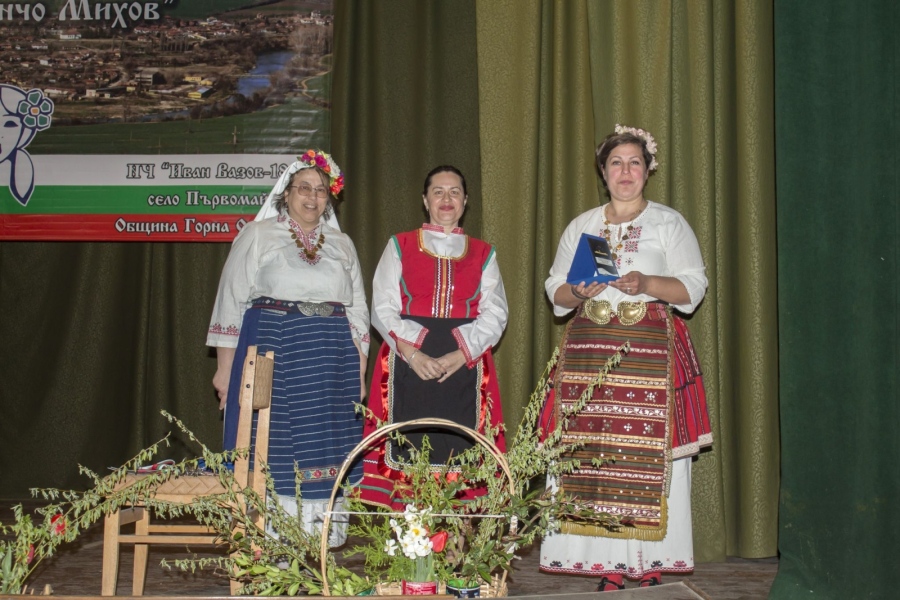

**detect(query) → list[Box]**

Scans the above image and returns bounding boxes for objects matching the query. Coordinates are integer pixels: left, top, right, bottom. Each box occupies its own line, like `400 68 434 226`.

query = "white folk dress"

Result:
540 201 709 580
208 215 369 547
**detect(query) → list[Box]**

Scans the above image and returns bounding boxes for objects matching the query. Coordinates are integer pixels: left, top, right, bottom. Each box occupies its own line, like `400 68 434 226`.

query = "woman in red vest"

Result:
357 165 509 509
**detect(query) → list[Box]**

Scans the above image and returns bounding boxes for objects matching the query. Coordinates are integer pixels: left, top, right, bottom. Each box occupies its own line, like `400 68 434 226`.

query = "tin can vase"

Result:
401 580 438 595
446 580 481 597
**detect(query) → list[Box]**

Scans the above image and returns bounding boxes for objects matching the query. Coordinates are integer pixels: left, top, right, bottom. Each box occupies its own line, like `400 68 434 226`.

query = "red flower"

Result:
430 531 449 553
253 548 262 561
26 544 35 564
314 155 327 168
50 513 66 535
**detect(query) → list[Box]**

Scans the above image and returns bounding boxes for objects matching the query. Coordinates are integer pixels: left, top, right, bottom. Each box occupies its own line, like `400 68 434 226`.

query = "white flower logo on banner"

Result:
0 84 54 206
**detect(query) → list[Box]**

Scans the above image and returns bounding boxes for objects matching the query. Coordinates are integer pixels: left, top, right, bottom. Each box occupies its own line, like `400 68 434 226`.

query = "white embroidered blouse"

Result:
207 216 370 354
546 201 707 316
371 224 508 364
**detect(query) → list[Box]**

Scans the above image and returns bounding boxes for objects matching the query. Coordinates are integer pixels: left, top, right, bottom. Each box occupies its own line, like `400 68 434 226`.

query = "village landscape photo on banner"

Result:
0 0 334 241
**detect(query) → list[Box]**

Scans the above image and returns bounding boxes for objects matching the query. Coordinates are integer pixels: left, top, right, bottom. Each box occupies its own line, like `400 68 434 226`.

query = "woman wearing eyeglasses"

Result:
356 165 509 509
207 150 368 546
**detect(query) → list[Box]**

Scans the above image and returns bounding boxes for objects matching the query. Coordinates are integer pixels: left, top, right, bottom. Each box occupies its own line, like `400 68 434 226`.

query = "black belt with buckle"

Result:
251 297 346 316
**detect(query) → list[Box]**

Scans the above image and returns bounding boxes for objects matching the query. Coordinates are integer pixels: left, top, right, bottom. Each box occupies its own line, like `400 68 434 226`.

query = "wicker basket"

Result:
319 417 515 597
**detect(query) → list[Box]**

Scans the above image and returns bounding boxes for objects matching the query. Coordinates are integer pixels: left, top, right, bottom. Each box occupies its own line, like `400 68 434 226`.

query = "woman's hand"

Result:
213 347 236 410
609 271 648 296
610 271 691 305
408 351 447 381
554 281 608 308
397 340 446 381
354 340 367 400
435 350 466 383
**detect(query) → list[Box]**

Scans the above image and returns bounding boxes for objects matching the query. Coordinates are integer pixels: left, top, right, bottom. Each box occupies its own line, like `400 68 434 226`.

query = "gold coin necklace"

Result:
289 219 325 265
602 202 647 260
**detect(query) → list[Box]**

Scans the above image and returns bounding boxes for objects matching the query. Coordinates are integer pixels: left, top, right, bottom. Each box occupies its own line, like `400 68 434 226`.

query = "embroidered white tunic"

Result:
541 200 707 579
370 224 508 362
207 216 370 354
545 201 707 315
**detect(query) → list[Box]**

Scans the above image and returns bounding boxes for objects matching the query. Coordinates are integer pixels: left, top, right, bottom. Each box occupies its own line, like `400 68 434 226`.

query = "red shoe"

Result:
639 574 662 587
597 576 625 592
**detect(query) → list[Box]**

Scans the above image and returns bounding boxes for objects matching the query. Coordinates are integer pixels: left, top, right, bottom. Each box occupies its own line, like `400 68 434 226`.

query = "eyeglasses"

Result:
429 188 464 199
288 183 329 199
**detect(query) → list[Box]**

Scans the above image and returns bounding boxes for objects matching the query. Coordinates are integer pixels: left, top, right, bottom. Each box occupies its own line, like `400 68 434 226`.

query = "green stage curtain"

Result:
772 1 900 597
2 2 781 568
475 0 779 561
335 0 780 561
331 0 484 291
0 242 227 497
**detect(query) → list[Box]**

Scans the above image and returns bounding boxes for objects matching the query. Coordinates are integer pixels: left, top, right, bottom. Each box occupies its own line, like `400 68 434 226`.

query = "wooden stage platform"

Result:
10 513 776 599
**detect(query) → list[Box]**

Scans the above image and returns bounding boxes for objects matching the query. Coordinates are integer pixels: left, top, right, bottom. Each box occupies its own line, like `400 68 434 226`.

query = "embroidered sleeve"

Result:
663 213 707 314
207 223 259 348
344 237 371 356
371 237 428 356
451 247 508 367
546 214 587 316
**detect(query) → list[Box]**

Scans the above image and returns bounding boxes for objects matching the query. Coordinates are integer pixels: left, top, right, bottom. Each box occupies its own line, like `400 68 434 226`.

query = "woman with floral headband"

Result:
540 126 712 590
356 165 509 509
207 150 368 546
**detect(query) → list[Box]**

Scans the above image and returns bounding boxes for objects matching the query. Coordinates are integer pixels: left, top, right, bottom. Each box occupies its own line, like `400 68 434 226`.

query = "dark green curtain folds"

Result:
0 242 227 496
773 1 900 597
331 0 484 290
335 0 780 561
1 0 782 570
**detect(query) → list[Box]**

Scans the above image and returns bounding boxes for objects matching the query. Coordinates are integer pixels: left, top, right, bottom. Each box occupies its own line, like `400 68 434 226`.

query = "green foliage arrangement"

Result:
0 413 369 597
122 414 372 597
0 430 203 595
0 344 627 596
343 344 630 590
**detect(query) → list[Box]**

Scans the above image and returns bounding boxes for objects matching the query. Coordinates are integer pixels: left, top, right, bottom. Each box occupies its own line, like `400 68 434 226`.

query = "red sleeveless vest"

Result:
393 229 493 319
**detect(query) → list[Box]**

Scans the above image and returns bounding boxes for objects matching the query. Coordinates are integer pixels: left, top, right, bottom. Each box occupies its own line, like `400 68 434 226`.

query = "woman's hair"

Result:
273 167 332 216
595 132 654 189
422 165 467 196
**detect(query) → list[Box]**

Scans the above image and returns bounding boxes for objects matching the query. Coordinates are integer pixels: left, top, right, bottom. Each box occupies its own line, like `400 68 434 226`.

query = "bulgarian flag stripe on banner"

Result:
0 154 298 242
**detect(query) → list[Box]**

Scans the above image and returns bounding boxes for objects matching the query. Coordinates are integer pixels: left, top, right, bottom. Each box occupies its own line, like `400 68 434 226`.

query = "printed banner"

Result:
0 154 298 240
0 0 334 241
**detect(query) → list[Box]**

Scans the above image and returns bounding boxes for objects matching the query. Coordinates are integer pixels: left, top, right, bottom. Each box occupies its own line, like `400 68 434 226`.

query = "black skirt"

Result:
387 315 479 467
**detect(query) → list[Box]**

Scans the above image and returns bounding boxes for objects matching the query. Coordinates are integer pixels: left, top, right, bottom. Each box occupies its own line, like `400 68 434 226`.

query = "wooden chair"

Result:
100 346 274 596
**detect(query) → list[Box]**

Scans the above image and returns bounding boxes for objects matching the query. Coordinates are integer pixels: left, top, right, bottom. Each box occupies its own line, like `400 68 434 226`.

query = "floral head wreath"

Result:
299 149 344 197
614 123 659 171
253 149 344 228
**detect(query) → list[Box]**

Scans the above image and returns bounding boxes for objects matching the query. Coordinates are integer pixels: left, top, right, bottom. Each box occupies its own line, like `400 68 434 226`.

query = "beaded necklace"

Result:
602 202 647 260
288 218 325 265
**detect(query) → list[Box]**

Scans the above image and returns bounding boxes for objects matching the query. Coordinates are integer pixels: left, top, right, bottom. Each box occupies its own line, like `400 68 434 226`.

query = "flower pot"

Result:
401 580 438 595
446 581 481 597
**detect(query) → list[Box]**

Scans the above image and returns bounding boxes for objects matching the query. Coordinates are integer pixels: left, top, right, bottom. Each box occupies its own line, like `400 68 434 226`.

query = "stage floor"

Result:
9 510 776 599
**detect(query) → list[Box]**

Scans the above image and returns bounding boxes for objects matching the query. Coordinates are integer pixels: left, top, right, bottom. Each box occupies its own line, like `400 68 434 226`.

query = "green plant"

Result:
0 412 368 597
147 413 370 596
1 344 627 596
0 433 189 594
345 344 629 588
